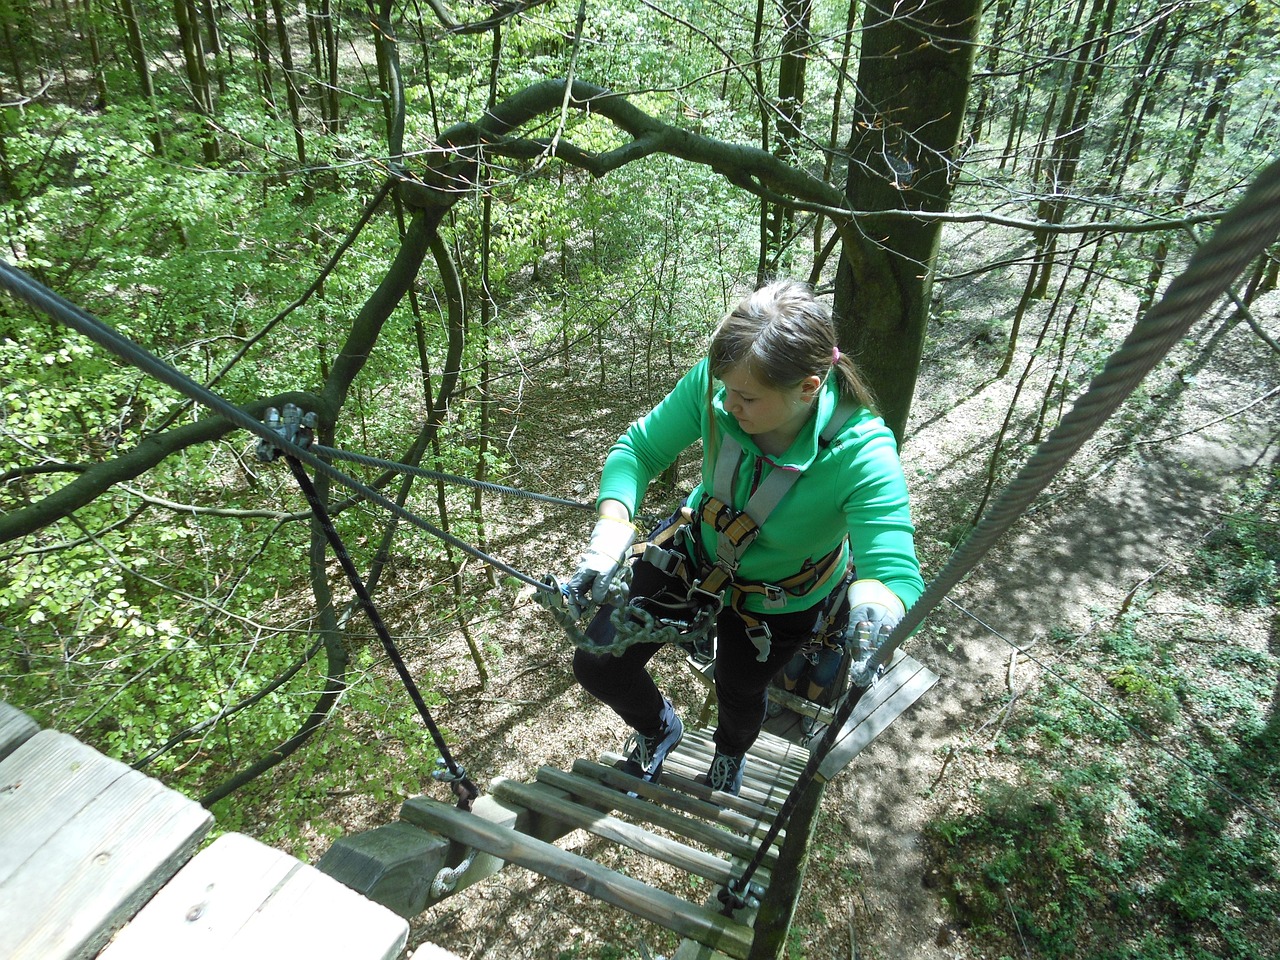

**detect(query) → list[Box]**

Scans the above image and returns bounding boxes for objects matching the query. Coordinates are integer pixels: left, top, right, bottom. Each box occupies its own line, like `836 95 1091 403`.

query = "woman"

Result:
566 280 924 795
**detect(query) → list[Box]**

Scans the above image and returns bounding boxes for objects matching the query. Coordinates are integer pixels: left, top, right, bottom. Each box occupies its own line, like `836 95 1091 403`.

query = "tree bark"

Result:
116 0 166 155
833 0 982 442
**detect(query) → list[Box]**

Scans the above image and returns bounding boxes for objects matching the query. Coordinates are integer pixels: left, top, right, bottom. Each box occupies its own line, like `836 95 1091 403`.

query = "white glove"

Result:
846 579 905 653
565 515 635 616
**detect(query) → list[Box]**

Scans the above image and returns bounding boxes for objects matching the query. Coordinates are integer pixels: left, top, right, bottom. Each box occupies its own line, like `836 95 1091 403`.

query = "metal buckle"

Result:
761 583 787 609
744 623 772 663
642 542 684 577
688 579 726 614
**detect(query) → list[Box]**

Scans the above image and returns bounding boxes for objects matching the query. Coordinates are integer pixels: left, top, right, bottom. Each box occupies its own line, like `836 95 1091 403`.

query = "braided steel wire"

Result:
313 443 596 511
724 156 1280 903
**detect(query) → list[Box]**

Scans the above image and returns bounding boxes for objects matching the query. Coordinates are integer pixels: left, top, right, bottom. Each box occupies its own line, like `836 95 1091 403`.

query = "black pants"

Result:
572 557 824 756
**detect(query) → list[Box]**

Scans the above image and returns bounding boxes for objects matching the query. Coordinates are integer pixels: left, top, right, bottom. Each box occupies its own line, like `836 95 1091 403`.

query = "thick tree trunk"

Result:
833 0 981 442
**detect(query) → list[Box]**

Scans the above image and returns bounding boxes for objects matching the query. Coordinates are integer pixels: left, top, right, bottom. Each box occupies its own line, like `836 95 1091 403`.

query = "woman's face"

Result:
720 365 819 441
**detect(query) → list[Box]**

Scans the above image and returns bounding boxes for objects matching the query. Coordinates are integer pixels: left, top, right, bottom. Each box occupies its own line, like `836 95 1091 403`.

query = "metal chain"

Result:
532 568 717 658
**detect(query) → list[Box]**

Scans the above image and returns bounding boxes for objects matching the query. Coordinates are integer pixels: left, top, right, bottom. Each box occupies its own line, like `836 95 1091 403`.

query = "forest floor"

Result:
293 272 1278 960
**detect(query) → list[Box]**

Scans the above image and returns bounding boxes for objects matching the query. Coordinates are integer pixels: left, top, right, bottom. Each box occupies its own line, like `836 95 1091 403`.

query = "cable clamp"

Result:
256 402 317 462
718 877 764 914
431 757 466 784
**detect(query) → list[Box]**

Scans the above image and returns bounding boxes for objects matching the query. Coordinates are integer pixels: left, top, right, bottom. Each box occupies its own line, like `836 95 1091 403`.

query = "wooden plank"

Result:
600 751 783 821
535 766 779 866
491 777 743 887
0 730 212 960
660 753 795 812
0 701 39 761
571 760 782 844
817 654 939 780
764 686 834 724
99 833 409 960
674 735 803 789
678 721 810 773
401 796 756 960
0 730 133 881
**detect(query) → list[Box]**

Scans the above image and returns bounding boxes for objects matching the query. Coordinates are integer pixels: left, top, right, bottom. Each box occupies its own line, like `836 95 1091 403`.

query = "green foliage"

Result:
1197 485 1280 607
928 598 1280 959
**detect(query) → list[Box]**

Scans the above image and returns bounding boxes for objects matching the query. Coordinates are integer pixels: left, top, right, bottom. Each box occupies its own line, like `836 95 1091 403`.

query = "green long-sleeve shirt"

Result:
598 359 924 614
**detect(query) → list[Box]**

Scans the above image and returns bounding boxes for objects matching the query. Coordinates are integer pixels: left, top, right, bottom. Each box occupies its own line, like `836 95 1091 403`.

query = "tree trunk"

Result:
815 0 858 260
116 0 166 156
323 0 339 132
768 0 811 275
269 0 310 194
834 0 981 442
251 0 275 109
173 0 219 163
81 0 108 108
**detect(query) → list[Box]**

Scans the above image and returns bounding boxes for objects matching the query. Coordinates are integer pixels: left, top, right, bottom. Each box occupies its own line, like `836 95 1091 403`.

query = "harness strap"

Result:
632 400 861 662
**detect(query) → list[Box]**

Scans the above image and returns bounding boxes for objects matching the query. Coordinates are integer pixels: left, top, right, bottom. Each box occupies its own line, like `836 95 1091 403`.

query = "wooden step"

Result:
816 653 939 779
599 751 782 820
400 796 756 960
673 733 804 789
490 777 747 887
570 760 782 844
659 751 795 811
533 766 779 867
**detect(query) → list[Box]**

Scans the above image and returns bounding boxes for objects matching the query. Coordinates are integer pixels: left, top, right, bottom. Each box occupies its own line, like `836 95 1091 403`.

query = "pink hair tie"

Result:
832 346 841 365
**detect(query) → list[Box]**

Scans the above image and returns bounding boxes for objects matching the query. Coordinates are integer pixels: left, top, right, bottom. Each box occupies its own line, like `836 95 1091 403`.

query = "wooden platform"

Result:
0 702 412 960
320 651 938 960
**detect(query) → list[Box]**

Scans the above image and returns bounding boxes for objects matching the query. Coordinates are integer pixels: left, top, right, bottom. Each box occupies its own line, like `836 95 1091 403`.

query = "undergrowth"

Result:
926 480 1280 959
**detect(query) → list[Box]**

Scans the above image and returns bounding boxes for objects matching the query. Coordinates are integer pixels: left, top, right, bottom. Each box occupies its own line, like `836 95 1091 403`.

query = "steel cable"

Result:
0 258 553 592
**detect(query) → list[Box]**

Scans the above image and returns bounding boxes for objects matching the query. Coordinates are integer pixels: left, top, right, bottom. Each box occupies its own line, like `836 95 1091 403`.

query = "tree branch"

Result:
0 391 328 545
394 78 1232 241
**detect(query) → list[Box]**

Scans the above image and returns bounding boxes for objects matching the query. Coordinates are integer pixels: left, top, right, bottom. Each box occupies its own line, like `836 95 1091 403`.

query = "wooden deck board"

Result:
98 833 409 960
0 730 212 960
0 701 38 761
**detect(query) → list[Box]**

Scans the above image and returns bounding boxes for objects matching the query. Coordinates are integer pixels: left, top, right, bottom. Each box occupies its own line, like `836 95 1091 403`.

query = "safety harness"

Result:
627 401 859 662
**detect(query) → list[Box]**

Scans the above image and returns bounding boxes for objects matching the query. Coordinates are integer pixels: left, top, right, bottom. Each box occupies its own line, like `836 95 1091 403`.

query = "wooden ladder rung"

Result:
570 760 783 845
490 778 746 887
400 797 755 960
533 766 779 867
659 752 795 811
675 734 804 789
599 751 782 820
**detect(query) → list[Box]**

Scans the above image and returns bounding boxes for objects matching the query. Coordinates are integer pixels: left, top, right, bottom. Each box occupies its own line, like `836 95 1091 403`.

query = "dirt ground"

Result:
304 282 1278 960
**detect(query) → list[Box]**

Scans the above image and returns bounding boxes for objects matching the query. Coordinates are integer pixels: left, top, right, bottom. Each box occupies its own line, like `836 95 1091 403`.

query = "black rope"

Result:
313 442 595 511
284 455 479 809
0 257 553 594
719 155 1280 908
